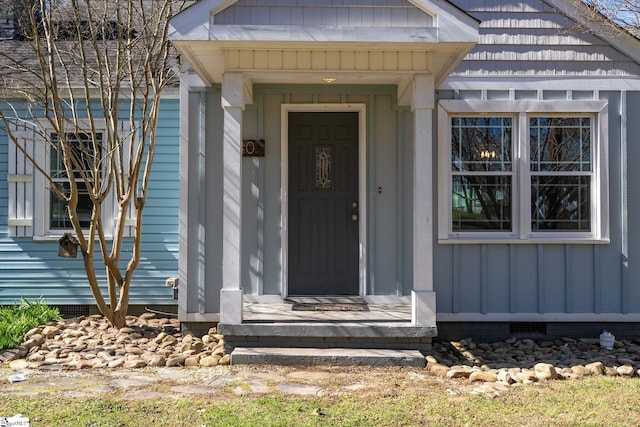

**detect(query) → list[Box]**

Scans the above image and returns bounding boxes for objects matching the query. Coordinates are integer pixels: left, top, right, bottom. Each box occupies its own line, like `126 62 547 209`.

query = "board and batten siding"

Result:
434 0 640 319
432 89 639 318
213 0 434 27
252 85 405 297
0 98 180 306
0 126 7 235
449 0 640 77
181 83 411 318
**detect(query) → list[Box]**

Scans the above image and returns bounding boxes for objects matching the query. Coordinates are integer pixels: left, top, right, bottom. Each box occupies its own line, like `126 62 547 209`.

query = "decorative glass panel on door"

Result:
315 145 332 190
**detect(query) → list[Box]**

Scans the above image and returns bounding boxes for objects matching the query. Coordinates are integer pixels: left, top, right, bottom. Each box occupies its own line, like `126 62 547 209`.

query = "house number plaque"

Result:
242 139 265 157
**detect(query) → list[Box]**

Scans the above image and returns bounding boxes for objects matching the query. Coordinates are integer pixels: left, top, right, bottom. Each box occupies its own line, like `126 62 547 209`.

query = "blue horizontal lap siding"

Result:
0 132 7 236
145 184 180 197
0 98 179 307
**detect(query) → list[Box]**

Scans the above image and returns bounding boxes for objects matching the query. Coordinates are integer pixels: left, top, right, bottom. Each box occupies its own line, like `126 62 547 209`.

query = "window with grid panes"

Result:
438 100 608 243
49 132 102 230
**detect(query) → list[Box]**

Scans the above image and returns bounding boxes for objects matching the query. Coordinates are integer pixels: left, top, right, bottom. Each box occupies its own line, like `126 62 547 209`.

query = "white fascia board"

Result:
180 313 221 322
441 76 640 91
210 0 238 16
547 0 640 65
170 0 479 45
439 99 607 113
159 87 180 99
410 0 479 43
169 0 230 41
182 70 207 89
172 42 222 86
207 25 440 44
438 312 640 322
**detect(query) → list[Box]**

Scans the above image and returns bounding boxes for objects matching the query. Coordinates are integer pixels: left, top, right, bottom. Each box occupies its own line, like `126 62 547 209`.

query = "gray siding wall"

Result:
401 106 414 296
251 85 405 297
450 0 640 77
214 0 433 27
433 89 637 315
626 92 640 310
0 98 180 306
179 0 640 319
436 0 640 317
259 91 284 296
183 87 640 316
182 88 224 314
183 84 410 316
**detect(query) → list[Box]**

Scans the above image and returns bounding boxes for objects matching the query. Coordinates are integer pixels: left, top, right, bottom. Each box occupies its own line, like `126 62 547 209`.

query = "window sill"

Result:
33 234 113 242
438 237 610 245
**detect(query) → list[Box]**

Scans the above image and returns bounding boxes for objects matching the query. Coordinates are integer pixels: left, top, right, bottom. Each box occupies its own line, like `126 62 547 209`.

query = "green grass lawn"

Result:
2 376 640 426
0 299 61 350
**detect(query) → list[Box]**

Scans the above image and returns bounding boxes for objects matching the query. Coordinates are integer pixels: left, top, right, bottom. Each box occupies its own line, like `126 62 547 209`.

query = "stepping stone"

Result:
230 347 426 367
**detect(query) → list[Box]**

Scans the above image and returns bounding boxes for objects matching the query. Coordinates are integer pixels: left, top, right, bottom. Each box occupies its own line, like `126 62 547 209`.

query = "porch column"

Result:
411 74 436 326
220 73 245 324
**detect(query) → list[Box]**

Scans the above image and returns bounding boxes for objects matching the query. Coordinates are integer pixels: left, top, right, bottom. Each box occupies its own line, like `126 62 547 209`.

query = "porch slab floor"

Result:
225 303 436 338
230 347 427 367
243 303 411 323
218 303 436 351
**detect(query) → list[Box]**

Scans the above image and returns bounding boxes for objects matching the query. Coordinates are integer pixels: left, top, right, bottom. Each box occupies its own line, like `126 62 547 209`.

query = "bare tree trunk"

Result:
0 0 187 328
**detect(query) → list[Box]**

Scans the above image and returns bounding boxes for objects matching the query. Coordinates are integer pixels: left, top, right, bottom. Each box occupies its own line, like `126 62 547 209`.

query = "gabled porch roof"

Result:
169 0 479 96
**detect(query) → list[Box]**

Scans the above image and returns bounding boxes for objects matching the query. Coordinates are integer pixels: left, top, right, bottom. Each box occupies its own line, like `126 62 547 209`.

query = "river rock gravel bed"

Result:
423 336 640 396
0 313 230 370
2 313 640 398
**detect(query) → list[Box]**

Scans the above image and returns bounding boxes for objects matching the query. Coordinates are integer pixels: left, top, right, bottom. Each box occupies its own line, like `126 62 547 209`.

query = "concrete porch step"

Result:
219 322 437 339
230 347 427 367
218 322 436 351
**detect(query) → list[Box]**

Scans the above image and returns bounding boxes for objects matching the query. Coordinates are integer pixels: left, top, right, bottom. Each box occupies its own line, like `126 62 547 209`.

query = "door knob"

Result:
351 214 359 222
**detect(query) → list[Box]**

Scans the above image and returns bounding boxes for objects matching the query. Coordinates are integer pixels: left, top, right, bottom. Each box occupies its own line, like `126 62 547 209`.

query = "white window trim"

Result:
438 100 609 244
7 125 34 237
280 103 368 298
32 119 129 241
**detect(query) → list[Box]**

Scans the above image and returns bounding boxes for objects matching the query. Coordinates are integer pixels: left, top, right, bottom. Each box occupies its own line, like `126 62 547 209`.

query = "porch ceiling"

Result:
172 39 476 91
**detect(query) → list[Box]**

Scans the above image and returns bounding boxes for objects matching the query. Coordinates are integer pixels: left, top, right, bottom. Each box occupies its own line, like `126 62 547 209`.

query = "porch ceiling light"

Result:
322 78 337 83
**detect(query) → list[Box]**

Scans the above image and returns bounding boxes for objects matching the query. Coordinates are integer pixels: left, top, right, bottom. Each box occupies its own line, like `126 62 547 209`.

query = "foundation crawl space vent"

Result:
54 305 90 318
509 322 547 336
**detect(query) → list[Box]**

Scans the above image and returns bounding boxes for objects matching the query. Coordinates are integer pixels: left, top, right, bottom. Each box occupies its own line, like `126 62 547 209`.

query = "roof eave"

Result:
547 0 640 65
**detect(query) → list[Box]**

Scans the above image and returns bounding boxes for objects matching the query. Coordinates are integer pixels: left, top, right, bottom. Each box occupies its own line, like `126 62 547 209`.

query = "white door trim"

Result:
280 103 368 298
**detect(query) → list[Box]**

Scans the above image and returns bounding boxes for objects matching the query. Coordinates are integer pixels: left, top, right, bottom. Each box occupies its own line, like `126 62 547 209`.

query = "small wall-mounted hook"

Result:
377 186 382 194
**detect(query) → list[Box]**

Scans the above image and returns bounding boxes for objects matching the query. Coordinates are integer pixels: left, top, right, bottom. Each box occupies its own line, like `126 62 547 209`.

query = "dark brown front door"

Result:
288 112 359 295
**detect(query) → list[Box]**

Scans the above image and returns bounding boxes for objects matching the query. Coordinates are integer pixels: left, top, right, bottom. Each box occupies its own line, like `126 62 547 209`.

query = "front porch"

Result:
218 300 437 352
169 0 480 355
